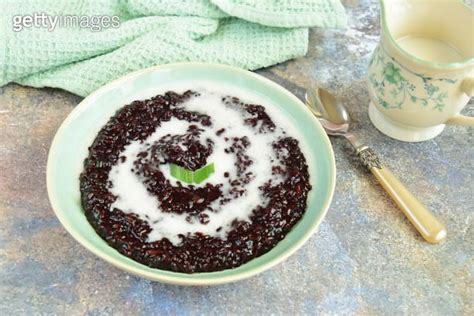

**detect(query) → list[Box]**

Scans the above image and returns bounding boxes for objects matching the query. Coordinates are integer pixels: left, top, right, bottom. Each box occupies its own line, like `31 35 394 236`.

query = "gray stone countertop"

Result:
1 0 472 314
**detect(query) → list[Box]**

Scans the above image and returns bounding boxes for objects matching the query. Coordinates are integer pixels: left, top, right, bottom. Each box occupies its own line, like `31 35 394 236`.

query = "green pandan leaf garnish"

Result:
170 163 215 184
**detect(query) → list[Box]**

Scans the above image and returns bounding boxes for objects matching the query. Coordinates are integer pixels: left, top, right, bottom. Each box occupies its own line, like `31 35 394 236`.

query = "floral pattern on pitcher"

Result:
368 46 457 112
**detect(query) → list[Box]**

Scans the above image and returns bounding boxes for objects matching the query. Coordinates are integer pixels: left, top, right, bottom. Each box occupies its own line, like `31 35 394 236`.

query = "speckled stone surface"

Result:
1 0 473 314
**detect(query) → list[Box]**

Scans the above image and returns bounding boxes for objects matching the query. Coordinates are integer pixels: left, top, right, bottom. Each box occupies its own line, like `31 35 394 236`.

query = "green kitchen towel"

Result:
0 0 346 97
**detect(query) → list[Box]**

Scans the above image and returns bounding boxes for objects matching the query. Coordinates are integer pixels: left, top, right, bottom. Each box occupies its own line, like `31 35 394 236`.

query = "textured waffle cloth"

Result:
0 0 346 96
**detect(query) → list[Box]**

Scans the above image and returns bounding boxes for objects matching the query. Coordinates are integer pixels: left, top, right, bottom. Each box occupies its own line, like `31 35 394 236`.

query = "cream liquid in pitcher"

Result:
396 36 464 63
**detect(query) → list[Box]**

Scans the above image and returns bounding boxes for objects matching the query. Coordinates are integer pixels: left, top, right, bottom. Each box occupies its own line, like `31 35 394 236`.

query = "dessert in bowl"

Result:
47 63 335 285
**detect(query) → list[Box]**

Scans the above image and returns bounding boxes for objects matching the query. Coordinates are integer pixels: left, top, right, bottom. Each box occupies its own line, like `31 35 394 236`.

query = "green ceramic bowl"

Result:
47 63 336 285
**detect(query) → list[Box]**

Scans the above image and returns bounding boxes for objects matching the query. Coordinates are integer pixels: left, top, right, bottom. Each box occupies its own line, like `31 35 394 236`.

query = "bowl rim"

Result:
47 62 336 286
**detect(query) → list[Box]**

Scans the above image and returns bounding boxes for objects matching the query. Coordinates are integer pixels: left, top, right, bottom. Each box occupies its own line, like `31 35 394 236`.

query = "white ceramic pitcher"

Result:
367 0 473 142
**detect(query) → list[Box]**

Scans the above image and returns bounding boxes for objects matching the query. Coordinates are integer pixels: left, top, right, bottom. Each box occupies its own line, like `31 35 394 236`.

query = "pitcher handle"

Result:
446 77 474 126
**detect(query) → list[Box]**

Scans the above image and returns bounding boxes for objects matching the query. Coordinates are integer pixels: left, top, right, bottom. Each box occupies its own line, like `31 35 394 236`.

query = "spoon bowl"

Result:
305 87 350 135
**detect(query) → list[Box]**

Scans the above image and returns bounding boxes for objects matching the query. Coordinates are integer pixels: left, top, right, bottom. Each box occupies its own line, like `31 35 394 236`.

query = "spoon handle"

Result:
357 146 447 244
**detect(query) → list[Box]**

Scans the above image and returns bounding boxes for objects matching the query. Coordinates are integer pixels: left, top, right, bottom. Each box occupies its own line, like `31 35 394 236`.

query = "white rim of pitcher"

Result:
380 0 474 70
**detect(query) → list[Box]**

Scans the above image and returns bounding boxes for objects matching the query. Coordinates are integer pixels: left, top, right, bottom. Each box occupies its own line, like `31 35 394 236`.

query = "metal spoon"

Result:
305 87 447 244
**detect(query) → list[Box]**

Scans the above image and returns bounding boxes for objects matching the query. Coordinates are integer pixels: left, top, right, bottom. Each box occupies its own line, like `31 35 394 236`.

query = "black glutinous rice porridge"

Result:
80 87 311 273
